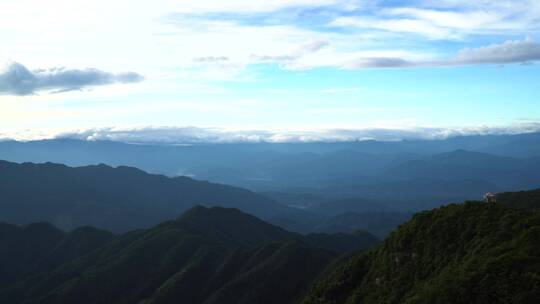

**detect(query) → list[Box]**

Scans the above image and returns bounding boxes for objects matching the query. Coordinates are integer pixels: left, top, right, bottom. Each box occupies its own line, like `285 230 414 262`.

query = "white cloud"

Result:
330 16 460 39
1 0 537 85
160 7 539 72
384 7 525 34
0 62 143 96
331 1 539 40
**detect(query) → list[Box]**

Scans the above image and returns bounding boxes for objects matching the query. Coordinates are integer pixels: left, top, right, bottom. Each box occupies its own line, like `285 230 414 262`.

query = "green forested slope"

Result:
302 201 540 304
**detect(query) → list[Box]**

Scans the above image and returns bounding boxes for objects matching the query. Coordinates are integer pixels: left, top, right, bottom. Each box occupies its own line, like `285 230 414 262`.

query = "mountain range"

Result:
0 160 289 232
1 134 540 302
1 188 539 303
2 135 540 213
0 159 404 237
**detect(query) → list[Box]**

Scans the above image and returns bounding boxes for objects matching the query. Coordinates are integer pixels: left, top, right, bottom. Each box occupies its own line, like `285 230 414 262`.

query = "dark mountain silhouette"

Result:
0 160 292 232
0 158 409 237
0 222 113 287
173 206 296 247
0 206 378 304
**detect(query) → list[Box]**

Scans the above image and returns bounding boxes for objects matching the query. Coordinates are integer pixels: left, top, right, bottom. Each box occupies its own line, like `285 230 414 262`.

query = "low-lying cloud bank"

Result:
0 62 144 96
2 123 540 144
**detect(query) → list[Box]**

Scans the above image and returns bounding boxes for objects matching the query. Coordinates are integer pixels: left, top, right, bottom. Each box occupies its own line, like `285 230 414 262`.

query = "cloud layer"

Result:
0 62 144 96
2 123 537 144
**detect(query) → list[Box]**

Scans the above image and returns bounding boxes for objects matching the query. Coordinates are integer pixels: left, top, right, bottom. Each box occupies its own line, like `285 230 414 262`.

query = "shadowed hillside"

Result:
0 160 291 232
0 206 378 304
2 189 539 303
0 222 113 287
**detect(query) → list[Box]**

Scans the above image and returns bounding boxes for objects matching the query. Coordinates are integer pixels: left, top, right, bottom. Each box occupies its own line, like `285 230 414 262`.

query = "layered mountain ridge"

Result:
0 206 378 304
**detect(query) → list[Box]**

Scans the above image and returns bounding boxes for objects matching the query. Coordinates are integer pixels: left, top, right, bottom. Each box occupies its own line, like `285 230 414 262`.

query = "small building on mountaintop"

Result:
483 192 497 203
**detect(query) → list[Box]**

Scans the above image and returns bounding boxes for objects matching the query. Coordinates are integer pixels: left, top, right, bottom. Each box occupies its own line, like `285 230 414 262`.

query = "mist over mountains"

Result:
2 132 540 212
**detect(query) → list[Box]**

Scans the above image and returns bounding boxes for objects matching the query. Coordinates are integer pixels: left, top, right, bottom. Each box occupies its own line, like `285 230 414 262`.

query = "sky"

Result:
0 0 539 143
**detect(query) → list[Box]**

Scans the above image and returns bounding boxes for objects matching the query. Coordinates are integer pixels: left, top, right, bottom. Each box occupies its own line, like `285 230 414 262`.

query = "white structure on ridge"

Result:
483 192 497 203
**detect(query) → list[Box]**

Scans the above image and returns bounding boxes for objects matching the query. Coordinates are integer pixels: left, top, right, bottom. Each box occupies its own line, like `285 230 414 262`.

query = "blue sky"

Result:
0 0 539 142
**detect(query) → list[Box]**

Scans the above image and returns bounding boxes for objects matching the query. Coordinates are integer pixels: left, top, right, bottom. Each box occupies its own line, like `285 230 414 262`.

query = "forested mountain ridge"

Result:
2 189 540 303
0 206 378 304
302 199 540 303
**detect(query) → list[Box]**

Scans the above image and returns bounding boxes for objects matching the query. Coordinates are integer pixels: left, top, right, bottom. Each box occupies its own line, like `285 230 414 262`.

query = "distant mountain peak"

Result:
175 205 296 247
